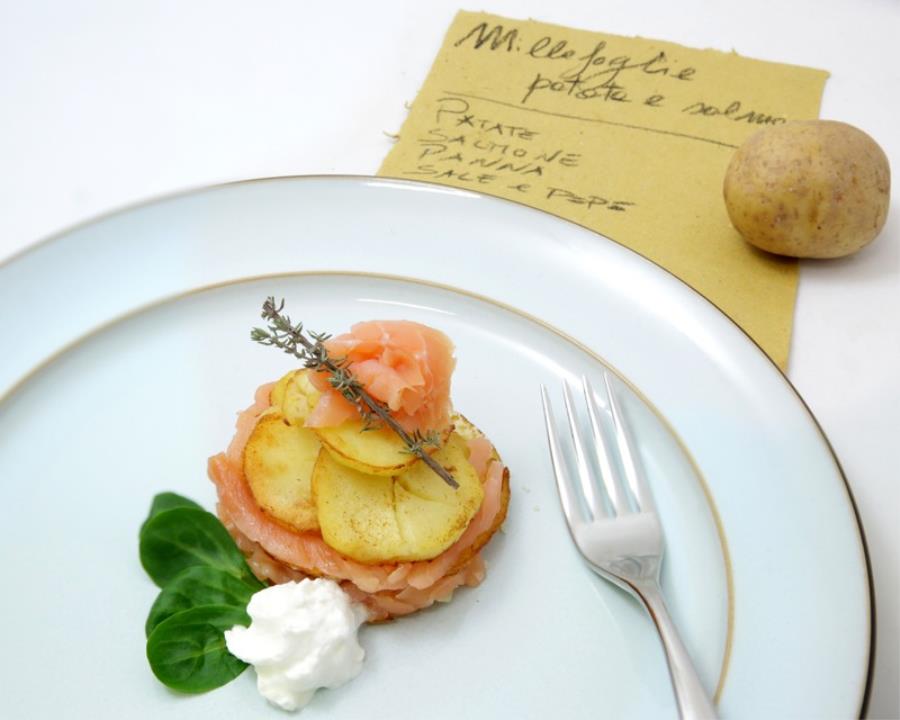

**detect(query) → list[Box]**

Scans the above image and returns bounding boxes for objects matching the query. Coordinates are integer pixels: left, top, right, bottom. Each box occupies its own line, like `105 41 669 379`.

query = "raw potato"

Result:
723 121 890 258
243 412 321 531
312 432 484 563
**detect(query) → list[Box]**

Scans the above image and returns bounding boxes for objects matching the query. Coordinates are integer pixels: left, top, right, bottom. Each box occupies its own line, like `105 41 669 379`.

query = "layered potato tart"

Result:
207 320 510 621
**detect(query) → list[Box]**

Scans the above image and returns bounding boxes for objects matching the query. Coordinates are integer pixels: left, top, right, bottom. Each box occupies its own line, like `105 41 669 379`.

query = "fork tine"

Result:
603 371 656 513
582 375 629 515
562 382 606 519
540 385 585 524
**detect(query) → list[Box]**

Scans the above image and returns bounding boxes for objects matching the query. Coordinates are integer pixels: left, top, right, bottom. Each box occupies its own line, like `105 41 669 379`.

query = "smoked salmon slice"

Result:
306 320 456 434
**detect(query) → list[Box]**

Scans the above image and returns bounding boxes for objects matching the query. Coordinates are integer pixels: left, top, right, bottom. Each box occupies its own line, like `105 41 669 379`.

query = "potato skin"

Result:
723 121 890 258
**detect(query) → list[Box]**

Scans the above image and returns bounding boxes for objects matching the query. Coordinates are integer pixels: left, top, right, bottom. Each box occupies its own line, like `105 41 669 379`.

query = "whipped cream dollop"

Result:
224 578 367 711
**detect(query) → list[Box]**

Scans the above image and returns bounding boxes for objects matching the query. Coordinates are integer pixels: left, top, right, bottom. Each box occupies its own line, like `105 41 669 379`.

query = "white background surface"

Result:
1 1 897 717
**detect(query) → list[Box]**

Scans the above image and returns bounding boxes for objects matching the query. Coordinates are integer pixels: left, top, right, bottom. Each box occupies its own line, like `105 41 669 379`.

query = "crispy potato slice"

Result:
278 370 321 424
313 432 483 563
268 370 296 409
243 412 320 532
450 413 485 446
311 452 403 563
394 434 483 551
271 368 450 477
316 422 450 477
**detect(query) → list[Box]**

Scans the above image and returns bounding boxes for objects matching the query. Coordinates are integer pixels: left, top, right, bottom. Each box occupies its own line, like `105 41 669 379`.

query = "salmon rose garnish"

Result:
305 320 455 435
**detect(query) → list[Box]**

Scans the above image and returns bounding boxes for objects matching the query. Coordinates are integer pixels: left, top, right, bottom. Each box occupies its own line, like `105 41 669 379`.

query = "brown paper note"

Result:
379 11 829 369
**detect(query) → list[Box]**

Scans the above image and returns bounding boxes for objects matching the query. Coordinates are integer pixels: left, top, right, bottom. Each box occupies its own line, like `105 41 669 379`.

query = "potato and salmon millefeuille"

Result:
208 318 510 621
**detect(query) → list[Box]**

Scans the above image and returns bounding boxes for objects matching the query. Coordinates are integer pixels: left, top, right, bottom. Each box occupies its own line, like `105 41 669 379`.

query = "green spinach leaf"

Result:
145 565 263 637
146 605 250 693
140 492 203 535
139 507 256 588
142 491 202 524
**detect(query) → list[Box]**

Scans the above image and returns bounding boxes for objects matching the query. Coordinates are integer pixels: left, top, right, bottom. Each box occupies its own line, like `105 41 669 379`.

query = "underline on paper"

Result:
441 90 740 150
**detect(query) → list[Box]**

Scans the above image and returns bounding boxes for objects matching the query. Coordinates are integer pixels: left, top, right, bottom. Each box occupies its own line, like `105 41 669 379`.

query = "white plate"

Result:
0 177 871 719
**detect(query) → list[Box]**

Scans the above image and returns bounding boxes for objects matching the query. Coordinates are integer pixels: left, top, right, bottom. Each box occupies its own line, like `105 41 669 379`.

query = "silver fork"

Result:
541 373 718 720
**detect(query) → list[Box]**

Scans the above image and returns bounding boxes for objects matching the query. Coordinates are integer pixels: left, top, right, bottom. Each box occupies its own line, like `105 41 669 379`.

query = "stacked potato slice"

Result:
242 370 485 564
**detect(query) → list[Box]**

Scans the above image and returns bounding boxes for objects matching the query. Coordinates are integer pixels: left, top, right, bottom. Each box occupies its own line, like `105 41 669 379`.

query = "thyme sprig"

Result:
251 297 458 489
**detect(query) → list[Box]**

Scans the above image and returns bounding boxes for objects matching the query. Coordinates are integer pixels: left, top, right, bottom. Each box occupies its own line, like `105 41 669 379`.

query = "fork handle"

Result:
634 580 719 720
